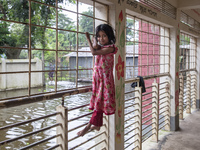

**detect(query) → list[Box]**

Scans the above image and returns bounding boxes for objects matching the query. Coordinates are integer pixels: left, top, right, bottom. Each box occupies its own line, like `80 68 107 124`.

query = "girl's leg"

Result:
77 123 91 136
89 110 103 131
77 111 103 136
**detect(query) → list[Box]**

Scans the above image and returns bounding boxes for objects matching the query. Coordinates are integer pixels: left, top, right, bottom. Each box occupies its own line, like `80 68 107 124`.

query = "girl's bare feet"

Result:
77 123 91 137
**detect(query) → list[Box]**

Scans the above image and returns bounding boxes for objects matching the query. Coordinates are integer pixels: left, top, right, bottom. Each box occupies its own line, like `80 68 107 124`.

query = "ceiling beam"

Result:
178 0 200 9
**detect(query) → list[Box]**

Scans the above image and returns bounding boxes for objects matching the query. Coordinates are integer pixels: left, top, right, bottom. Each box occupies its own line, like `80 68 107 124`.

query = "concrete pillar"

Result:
108 1 126 150
169 25 180 131
196 38 200 109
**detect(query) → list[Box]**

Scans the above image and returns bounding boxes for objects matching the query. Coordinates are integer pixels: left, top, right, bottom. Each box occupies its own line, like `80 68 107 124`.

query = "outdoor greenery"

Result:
0 0 92 65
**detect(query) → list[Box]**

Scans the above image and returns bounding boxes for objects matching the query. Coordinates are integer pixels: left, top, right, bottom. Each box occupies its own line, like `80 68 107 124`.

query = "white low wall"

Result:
0 58 43 90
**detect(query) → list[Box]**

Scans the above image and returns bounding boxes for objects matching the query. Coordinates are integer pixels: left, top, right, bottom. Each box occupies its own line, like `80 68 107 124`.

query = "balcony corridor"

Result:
145 109 200 150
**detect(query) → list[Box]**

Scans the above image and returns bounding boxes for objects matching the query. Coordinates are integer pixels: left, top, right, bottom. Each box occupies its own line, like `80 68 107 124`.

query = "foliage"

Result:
0 0 93 63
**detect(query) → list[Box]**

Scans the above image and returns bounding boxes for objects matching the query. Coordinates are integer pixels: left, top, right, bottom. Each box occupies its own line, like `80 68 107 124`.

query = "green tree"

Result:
78 8 93 46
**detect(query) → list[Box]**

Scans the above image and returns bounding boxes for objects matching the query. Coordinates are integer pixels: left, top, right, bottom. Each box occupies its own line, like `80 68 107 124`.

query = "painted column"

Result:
169 25 180 131
196 38 200 109
108 1 126 150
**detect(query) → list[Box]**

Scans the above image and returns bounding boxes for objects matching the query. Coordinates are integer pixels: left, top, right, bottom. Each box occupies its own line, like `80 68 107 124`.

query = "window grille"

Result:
0 0 108 100
125 14 170 148
180 11 200 31
179 32 197 72
125 15 170 80
138 0 176 19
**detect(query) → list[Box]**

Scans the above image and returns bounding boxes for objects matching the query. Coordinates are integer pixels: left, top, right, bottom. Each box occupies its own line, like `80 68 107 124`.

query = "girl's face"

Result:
97 31 109 46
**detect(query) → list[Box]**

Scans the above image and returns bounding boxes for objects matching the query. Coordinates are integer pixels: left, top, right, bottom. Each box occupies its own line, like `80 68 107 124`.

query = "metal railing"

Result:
124 76 170 150
179 72 197 119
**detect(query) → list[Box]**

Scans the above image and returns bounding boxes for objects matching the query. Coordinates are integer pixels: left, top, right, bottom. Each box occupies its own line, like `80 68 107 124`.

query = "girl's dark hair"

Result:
95 24 116 44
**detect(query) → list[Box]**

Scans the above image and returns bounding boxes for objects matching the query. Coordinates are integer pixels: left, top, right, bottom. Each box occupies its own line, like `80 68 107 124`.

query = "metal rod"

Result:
19 134 60 150
0 112 58 130
46 144 61 150
0 123 60 145
68 112 93 122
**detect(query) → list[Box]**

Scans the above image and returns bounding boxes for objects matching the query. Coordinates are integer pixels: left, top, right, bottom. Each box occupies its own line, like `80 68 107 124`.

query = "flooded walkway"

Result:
144 109 200 150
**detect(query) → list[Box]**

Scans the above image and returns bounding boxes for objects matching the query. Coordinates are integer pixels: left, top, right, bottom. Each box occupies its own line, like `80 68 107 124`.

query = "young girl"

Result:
77 24 118 136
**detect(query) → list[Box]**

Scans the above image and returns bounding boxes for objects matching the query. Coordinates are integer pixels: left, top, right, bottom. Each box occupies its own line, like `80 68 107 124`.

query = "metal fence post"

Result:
179 74 184 119
135 86 142 150
56 105 68 150
191 74 197 109
152 81 159 142
186 74 191 114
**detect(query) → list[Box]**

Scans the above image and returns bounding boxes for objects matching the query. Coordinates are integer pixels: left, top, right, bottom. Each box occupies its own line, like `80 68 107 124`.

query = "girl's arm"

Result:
85 32 115 55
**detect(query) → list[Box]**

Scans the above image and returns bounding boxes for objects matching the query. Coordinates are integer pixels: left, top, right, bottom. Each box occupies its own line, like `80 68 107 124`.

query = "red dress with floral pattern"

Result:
89 44 118 115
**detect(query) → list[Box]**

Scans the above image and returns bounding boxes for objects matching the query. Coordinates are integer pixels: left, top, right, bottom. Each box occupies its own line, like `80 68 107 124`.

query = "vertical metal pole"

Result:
55 0 58 91
152 81 159 142
28 0 31 95
179 74 184 119
56 105 68 150
135 86 142 150
186 74 191 114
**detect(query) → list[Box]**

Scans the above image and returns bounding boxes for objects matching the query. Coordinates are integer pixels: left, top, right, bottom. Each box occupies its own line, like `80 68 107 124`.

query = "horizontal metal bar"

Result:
142 91 154 97
0 86 92 108
159 120 166 126
125 90 138 94
69 131 106 150
142 101 156 108
142 96 156 103
125 127 139 135
142 127 155 137
68 122 88 133
0 112 58 130
46 144 61 150
68 104 89 111
68 112 93 122
159 87 166 91
125 121 139 129
159 114 169 121
179 69 196 73
125 109 139 116
159 96 168 101
159 81 168 85
125 103 137 109
125 97 136 102
124 139 138 149
142 120 154 128
159 105 169 111
87 139 106 150
145 85 155 89
142 112 154 120
0 123 60 146
159 99 168 106
125 78 140 84
124 133 138 143
125 115 138 122
19 134 60 150
159 110 168 116
142 132 154 143
159 123 167 130
125 73 169 84
142 106 155 114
